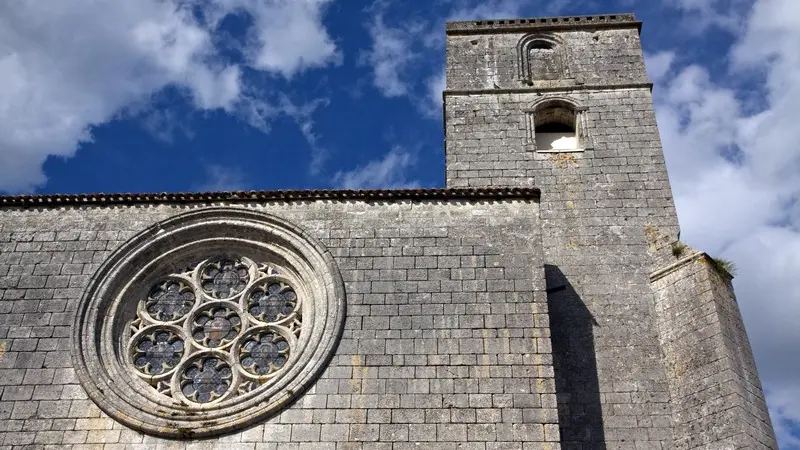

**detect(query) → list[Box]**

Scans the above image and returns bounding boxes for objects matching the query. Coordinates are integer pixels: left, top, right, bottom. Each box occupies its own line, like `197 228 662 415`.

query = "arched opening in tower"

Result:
534 103 578 151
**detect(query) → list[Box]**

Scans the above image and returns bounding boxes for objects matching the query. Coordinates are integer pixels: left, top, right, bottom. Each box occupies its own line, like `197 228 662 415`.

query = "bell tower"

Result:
443 14 777 449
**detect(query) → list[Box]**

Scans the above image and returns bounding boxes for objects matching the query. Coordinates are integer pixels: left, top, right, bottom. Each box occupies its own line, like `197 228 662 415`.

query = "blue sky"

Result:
1 0 799 446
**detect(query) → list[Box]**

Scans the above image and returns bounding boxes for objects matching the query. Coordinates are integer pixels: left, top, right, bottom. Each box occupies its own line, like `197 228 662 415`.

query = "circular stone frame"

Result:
72 208 346 438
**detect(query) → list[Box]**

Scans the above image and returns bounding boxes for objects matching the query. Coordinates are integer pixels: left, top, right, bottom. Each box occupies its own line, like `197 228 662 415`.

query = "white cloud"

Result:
652 0 800 445
332 146 418 189
768 387 800 450
277 96 331 175
0 0 339 193
644 51 676 83
426 70 447 116
196 164 247 192
207 0 341 78
361 14 423 98
139 109 195 144
446 0 533 21
662 0 752 32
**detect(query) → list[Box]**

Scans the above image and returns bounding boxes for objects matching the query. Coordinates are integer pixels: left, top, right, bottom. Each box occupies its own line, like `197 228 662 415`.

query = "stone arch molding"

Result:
517 32 570 83
72 208 346 438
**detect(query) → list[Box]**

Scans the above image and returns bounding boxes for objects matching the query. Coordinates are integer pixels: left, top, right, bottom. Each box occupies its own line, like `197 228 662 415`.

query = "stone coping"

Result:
0 187 541 208
442 83 654 97
650 251 734 282
446 13 640 34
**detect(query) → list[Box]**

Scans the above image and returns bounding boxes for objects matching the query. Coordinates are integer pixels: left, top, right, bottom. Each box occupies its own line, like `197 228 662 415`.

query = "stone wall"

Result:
651 253 778 449
0 199 559 449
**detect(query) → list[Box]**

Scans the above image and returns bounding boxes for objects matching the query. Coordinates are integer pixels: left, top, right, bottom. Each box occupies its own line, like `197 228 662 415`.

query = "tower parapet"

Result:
445 14 649 94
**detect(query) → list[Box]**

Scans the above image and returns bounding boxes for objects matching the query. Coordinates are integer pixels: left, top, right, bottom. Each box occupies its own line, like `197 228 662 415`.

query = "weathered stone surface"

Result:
445 28 648 92
0 199 559 447
651 252 778 449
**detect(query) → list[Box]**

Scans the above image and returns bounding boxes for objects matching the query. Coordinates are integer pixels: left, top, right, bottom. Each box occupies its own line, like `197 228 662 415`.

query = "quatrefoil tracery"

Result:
144 279 196 322
127 257 301 405
200 258 251 299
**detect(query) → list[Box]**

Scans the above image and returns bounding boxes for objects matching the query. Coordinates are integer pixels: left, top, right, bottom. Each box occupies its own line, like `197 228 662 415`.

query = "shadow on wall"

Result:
545 264 606 449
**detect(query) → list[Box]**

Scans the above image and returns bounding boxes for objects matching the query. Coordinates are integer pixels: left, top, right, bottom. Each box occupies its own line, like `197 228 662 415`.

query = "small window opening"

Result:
534 104 579 151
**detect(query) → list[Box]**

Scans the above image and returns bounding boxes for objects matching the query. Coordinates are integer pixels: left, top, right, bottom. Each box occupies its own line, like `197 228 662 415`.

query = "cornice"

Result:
0 187 541 208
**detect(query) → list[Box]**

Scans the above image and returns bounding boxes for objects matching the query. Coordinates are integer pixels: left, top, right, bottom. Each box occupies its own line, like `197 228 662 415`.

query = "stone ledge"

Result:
446 13 640 35
649 251 734 282
650 251 704 282
443 83 654 97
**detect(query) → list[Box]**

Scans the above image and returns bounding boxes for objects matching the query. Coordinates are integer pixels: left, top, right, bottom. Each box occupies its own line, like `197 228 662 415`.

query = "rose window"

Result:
126 257 302 405
73 208 345 438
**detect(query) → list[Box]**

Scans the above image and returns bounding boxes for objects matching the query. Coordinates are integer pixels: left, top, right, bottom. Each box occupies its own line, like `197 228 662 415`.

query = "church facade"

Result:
0 14 778 449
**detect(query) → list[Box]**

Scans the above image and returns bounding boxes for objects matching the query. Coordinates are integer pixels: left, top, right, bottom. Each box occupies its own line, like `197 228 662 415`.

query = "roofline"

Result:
0 187 540 208
446 13 641 35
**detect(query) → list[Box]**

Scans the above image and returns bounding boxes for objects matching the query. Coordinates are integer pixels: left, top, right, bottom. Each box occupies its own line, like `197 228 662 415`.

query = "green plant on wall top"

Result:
710 257 737 277
671 241 687 258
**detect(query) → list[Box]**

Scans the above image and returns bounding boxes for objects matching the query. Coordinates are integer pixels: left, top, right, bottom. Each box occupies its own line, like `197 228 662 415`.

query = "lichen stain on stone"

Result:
665 359 687 379
0 342 6 362
548 152 578 168
535 377 547 393
479 333 492 378
350 355 367 395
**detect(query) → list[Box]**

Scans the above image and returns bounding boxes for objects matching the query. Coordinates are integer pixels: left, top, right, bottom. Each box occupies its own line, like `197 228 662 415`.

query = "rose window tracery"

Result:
145 279 196 322
179 356 234 403
201 258 250 299
126 256 302 405
248 281 298 323
190 303 243 349
239 329 291 377
73 209 346 438
131 327 184 376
